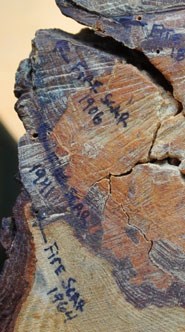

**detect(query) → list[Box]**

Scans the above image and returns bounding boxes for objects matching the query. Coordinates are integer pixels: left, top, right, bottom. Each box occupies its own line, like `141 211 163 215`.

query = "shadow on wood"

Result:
0 122 21 220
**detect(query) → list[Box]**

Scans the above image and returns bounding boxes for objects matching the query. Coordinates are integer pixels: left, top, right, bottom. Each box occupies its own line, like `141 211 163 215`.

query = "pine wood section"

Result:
56 0 185 108
12 21 185 331
13 210 185 332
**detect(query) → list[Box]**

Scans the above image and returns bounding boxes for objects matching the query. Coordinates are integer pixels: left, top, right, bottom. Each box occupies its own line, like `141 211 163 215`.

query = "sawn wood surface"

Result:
1 1 185 331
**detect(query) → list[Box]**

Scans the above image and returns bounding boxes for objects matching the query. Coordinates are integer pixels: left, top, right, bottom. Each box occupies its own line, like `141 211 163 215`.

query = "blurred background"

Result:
0 0 82 219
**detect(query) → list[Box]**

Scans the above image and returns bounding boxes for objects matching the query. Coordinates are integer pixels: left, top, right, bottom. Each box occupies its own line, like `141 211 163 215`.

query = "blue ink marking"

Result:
29 163 55 199
171 33 183 45
35 122 95 243
78 92 129 127
38 220 47 244
55 39 130 126
44 242 66 276
27 41 105 247
33 207 47 243
101 93 129 127
56 40 70 64
142 23 185 61
37 121 103 248
79 94 104 125
65 187 90 231
45 242 85 322
116 15 147 27
150 24 174 40
52 167 69 185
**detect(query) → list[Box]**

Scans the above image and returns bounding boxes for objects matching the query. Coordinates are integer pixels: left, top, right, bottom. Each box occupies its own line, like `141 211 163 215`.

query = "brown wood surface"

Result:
0 191 35 332
1 1 185 331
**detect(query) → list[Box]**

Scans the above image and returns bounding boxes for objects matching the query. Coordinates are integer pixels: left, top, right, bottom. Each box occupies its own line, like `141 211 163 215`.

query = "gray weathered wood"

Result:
2 1 185 331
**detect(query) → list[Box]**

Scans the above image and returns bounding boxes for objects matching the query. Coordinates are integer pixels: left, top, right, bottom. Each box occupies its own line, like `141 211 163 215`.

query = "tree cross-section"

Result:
1 1 185 331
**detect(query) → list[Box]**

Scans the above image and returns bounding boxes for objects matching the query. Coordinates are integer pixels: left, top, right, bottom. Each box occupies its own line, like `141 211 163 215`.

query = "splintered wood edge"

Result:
11 23 185 332
56 0 185 108
0 190 35 332
3 1 185 331
56 0 185 16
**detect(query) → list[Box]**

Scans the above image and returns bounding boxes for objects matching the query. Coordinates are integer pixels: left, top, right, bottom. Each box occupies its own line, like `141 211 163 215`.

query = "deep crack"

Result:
57 1 184 113
148 122 161 160
75 28 174 95
121 205 151 243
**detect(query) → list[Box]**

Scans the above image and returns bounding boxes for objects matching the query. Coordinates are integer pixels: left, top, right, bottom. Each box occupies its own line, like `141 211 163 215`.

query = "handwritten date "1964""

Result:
45 242 85 323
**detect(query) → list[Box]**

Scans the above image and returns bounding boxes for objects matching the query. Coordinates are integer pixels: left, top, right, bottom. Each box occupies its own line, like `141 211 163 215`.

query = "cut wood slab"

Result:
13 27 185 331
56 0 185 107
2 1 185 331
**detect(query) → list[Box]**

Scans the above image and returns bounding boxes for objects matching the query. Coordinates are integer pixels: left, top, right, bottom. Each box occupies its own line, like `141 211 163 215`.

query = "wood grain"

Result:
57 0 185 16
56 0 185 107
0 191 35 332
3 1 185 331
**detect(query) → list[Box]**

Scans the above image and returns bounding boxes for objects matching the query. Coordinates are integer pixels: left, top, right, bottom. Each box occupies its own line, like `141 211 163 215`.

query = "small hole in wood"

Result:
32 132 38 139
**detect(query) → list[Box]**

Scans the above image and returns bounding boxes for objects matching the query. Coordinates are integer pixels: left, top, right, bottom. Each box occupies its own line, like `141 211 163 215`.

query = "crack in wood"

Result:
4 1 185 330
